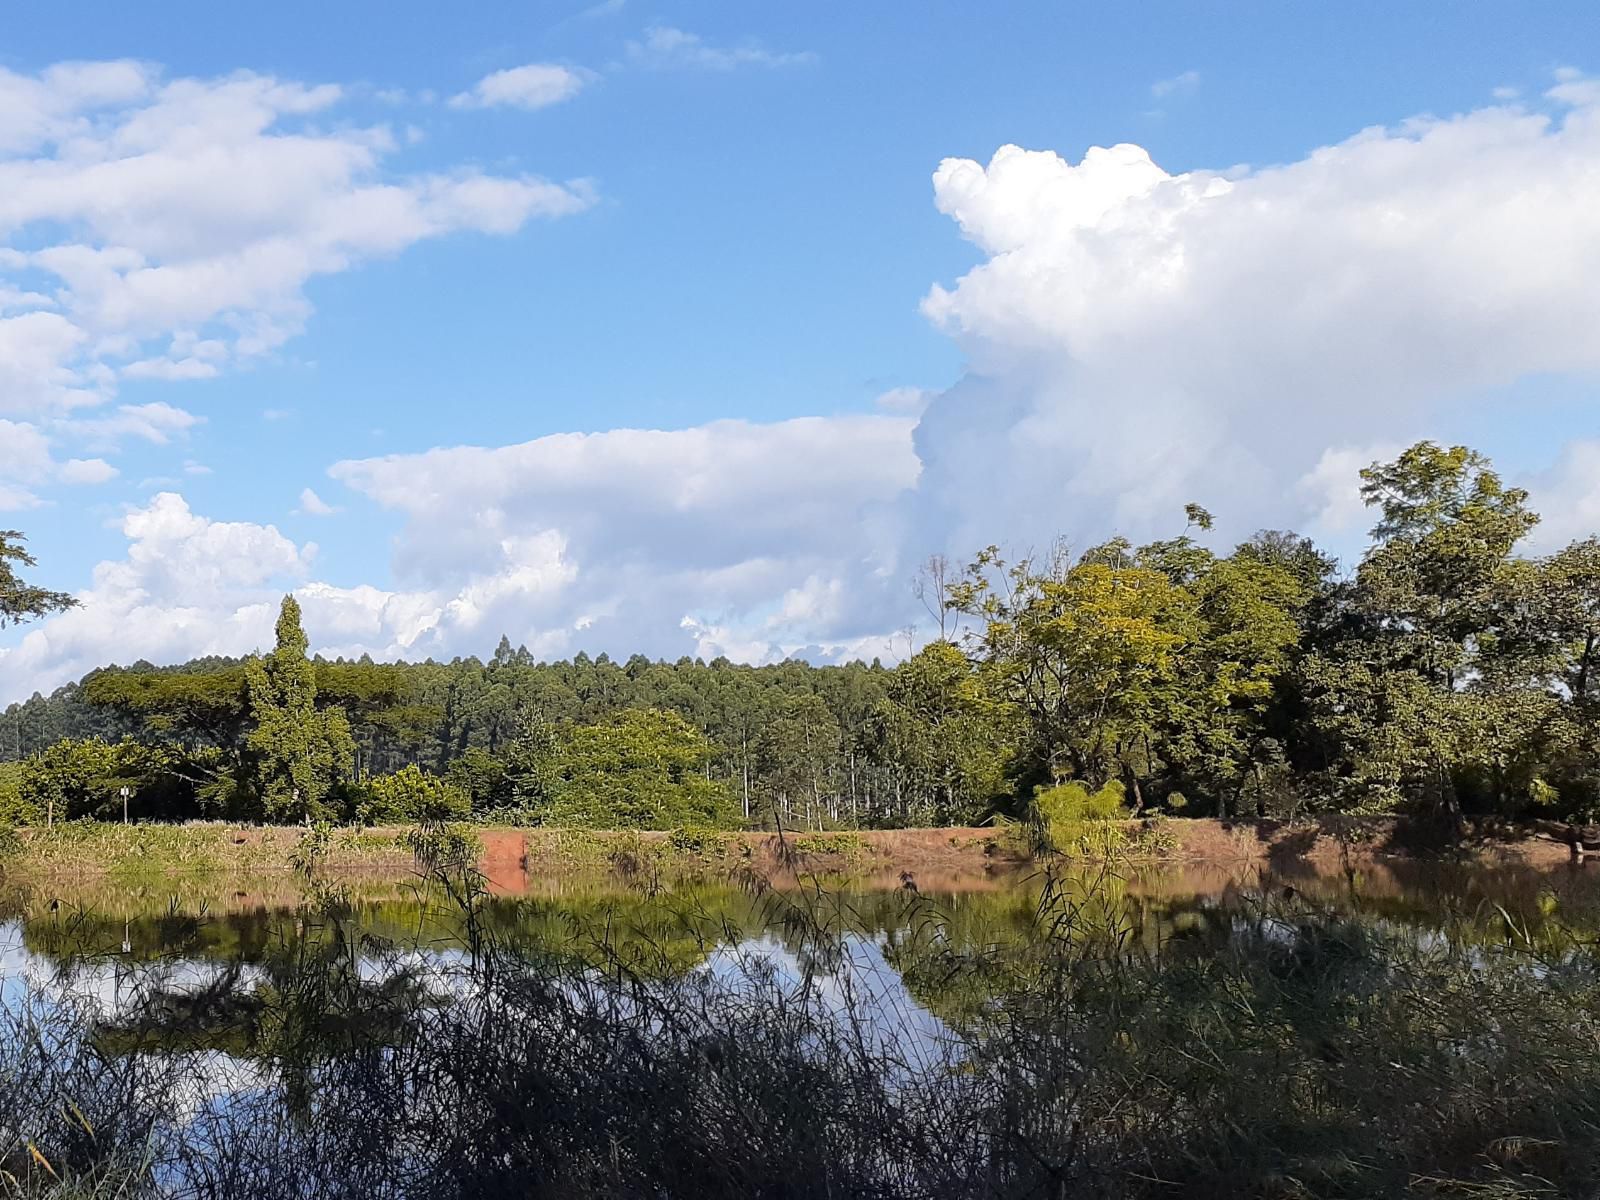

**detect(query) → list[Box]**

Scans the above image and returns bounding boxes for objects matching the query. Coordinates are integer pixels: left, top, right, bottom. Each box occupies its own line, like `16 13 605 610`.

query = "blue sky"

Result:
2 2 1598 701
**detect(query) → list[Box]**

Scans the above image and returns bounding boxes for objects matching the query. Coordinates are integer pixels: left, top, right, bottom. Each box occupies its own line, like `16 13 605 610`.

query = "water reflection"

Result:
1 855 1597 1056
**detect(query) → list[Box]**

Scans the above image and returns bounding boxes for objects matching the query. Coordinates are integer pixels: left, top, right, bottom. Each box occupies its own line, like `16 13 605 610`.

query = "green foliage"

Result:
0 529 75 629
857 641 1018 825
0 760 37 825
245 596 356 821
528 709 738 829
16 736 119 822
289 821 335 878
1028 780 1129 856
793 831 868 861
446 746 514 812
402 822 482 872
357 764 470 825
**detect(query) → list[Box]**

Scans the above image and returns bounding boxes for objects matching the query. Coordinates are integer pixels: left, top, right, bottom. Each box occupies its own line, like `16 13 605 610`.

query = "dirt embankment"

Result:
2 817 1580 886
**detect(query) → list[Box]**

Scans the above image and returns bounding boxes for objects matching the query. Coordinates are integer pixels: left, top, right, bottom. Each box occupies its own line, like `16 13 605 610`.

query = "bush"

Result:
0 762 39 826
357 765 471 826
1029 779 1128 855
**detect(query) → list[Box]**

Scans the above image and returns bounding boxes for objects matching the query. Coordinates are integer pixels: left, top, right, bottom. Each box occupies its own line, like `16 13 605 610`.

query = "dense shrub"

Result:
1029 779 1128 854
357 764 471 825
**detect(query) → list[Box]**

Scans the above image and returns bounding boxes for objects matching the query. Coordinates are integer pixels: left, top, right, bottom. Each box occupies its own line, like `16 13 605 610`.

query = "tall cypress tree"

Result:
246 595 355 821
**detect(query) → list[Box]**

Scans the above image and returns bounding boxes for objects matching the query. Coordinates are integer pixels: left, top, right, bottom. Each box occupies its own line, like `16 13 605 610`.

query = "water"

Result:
2 854 1598 1195
2 854 1595 1042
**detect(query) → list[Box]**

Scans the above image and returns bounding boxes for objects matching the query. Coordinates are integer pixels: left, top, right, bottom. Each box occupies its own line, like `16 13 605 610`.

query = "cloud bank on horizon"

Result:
3 60 1600 703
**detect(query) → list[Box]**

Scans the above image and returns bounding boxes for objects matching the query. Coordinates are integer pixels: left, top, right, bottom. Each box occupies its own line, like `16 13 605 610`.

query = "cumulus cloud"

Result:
57 457 118 485
0 494 312 697
0 416 917 701
625 26 815 71
0 59 595 488
326 414 919 660
448 63 589 110
1525 439 1600 552
912 79 1600 559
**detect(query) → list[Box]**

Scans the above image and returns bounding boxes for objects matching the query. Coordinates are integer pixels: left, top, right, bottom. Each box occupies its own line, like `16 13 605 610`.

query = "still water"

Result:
2 854 1595 1043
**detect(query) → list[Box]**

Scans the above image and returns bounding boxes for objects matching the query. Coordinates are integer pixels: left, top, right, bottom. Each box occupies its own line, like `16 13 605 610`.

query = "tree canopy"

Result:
5 441 1600 830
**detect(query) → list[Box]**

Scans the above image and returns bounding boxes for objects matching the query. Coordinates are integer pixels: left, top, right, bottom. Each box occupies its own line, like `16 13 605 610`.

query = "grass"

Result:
0 821 420 880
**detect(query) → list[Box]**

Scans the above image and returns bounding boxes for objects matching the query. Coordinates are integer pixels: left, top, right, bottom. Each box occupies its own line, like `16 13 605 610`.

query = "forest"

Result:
2 440 1598 831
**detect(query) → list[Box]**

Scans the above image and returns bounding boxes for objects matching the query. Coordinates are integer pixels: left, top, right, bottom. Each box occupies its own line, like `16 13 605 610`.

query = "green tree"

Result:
246 596 355 821
17 736 118 823
1162 553 1310 816
0 530 75 628
858 641 1019 824
1303 442 1550 817
536 708 736 829
950 544 1196 797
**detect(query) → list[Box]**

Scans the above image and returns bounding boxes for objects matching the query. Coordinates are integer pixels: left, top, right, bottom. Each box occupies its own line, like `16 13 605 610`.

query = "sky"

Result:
2 2 1599 704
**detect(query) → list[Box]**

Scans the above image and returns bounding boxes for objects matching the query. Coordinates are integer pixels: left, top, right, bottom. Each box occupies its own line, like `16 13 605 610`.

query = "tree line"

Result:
2 440 1597 830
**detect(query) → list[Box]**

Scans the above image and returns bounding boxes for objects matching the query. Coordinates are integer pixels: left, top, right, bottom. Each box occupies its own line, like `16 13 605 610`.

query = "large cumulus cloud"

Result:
913 82 1600 555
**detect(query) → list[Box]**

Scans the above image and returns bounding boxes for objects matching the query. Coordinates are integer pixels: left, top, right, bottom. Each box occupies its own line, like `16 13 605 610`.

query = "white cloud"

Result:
1295 443 1401 537
874 386 932 415
325 414 918 662
296 486 337 516
0 416 917 701
57 457 118 485
0 430 122 506
1151 70 1200 99
64 401 200 449
912 78 1600 559
449 63 589 111
1525 440 1600 552
0 493 311 697
625 26 815 71
0 58 596 479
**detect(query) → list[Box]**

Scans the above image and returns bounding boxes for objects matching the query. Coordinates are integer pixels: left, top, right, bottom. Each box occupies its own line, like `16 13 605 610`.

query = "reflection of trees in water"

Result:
7 857 1600 1062
3 858 1600 1196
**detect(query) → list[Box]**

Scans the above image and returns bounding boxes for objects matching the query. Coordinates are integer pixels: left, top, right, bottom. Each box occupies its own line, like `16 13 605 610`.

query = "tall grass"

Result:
0 846 1597 1197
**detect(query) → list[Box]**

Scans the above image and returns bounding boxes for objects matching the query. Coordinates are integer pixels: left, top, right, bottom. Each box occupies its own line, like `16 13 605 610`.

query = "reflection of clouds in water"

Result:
154 1051 269 1125
358 946 477 1000
706 934 956 1070
0 920 268 1128
0 930 269 1024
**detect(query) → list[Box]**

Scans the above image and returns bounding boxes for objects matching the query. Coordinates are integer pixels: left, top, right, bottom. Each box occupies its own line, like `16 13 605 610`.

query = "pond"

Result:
1 853 1598 1197
3 853 1595 1044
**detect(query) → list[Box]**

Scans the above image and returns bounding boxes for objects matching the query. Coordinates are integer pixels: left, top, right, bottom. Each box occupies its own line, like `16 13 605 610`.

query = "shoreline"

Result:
0 815 1580 885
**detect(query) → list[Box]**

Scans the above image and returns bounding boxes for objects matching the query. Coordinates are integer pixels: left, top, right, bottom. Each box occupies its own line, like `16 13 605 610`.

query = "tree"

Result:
532 708 736 829
757 693 842 829
0 530 75 628
1302 442 1550 818
17 737 118 824
357 764 469 825
949 545 1196 798
858 642 1019 824
246 596 356 821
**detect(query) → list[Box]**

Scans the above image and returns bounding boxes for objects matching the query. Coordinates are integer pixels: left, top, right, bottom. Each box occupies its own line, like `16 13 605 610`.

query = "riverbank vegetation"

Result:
4 441 1599 834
